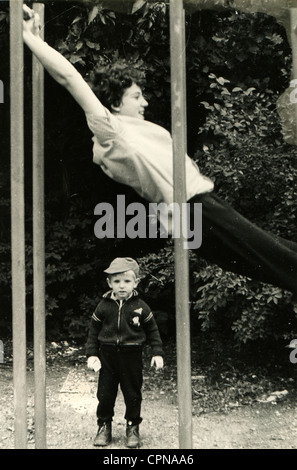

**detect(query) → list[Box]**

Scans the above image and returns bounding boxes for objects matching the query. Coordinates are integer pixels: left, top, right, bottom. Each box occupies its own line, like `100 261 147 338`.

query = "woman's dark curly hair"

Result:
88 60 146 111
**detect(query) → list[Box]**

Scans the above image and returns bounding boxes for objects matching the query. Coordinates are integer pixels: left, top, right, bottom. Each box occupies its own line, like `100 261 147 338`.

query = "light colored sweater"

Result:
86 107 214 204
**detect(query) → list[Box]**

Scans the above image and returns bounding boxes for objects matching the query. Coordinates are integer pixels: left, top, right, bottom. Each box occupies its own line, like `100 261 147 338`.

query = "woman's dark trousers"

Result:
190 193 297 294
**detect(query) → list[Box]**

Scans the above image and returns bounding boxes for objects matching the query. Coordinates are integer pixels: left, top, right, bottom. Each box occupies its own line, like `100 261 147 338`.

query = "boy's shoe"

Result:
126 423 141 448
93 422 112 446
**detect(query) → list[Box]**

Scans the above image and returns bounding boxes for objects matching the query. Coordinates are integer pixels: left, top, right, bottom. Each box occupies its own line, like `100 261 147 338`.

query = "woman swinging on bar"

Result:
23 5 297 295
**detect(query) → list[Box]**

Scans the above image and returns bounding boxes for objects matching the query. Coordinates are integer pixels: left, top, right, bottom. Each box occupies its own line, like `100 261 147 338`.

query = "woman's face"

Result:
114 83 148 119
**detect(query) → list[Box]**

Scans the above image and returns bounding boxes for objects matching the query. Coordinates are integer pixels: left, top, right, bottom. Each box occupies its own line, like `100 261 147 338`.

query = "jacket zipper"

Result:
110 294 134 346
116 299 123 345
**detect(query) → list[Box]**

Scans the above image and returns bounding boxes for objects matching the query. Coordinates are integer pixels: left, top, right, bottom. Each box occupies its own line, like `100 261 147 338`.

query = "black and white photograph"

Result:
1 0 297 455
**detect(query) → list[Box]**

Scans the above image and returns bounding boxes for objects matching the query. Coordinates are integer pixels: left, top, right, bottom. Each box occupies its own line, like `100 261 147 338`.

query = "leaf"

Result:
69 56 86 66
85 40 101 51
88 6 100 24
71 16 82 25
0 12 7 22
217 77 230 85
232 87 243 93
244 87 256 96
200 101 213 110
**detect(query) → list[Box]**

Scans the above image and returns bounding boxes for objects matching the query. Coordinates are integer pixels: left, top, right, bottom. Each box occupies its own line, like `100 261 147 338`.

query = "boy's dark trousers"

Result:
191 193 297 294
96 345 143 426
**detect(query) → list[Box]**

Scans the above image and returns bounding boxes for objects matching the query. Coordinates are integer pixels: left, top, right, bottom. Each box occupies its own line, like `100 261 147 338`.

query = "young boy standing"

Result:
86 257 164 448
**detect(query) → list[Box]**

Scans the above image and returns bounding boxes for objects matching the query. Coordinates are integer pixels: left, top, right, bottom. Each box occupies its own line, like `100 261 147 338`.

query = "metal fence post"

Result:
169 0 193 450
32 2 46 449
10 0 27 449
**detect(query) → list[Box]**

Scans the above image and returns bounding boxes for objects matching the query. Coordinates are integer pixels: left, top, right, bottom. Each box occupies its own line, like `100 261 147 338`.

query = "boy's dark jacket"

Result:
86 290 164 357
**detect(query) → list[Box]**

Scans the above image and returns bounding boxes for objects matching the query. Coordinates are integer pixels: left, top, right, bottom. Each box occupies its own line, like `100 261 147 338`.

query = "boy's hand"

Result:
151 356 164 370
23 5 42 37
87 356 101 372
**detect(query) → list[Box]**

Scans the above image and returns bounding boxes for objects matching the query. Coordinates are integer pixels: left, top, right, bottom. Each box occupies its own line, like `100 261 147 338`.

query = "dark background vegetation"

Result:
1 1 297 356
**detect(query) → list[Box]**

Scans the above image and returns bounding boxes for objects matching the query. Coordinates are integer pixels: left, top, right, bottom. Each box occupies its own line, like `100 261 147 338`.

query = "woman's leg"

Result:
191 192 297 294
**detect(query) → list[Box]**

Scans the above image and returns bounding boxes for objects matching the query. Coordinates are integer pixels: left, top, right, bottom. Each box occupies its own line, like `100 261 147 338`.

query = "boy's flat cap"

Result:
104 257 140 276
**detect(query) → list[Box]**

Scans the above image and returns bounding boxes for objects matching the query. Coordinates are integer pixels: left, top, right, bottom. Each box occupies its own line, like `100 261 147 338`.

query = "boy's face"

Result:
115 83 148 120
107 270 139 300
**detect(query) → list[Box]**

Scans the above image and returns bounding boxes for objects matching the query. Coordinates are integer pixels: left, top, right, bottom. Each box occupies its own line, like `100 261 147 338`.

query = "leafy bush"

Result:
189 29 297 346
192 264 296 343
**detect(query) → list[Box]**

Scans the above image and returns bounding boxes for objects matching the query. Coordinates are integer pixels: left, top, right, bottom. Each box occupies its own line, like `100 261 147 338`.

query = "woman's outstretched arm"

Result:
23 5 105 116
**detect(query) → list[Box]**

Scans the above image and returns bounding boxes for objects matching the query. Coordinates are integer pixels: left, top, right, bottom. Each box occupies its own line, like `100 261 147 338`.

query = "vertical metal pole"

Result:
290 8 297 141
169 0 192 449
32 3 46 449
10 0 27 449
290 9 297 77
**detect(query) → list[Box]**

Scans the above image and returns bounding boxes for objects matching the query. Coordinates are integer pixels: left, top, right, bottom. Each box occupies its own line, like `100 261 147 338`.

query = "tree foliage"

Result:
1 2 297 346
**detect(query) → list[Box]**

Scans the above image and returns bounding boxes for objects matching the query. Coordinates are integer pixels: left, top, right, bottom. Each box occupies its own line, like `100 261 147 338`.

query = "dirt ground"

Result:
1 340 297 450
